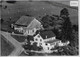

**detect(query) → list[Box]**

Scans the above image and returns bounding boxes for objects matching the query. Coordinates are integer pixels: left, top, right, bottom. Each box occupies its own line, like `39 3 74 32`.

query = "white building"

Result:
30 30 70 53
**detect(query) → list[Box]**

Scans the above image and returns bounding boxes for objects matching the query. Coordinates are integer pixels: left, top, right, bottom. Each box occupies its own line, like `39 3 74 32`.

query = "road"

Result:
0 31 24 56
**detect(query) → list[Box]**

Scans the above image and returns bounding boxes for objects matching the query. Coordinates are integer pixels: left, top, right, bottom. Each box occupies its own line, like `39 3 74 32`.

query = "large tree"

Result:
60 8 75 46
61 17 73 42
41 15 53 28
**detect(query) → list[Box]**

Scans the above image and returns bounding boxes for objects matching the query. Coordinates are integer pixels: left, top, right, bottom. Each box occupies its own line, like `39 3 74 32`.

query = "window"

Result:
38 35 40 38
57 41 60 43
48 47 49 50
40 43 42 45
46 43 48 45
28 30 29 33
32 30 34 32
40 39 42 41
35 38 38 41
53 42 56 45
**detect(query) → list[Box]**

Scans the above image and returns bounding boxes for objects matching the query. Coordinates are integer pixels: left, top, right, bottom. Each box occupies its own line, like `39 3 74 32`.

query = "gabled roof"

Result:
40 30 56 39
27 18 41 29
22 18 42 31
15 16 42 31
15 16 34 26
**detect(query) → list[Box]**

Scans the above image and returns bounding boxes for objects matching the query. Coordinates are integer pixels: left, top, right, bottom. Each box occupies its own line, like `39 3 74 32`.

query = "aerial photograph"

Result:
0 0 79 56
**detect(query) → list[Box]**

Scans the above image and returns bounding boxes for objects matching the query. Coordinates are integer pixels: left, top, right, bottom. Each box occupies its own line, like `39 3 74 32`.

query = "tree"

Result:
72 25 78 32
41 15 53 28
61 17 73 42
59 8 74 43
60 8 69 17
0 18 4 24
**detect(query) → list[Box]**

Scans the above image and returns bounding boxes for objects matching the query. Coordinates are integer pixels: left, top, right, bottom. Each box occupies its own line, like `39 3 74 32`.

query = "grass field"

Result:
1 1 78 33
1 1 78 25
11 35 27 42
1 35 14 56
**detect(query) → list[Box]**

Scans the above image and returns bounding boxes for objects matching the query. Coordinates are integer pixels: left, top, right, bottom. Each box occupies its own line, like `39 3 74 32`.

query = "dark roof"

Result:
14 24 27 27
44 39 60 44
15 16 34 26
40 30 56 39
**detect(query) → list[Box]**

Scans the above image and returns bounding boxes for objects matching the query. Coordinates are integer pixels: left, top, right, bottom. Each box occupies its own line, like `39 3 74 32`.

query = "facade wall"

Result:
24 28 37 36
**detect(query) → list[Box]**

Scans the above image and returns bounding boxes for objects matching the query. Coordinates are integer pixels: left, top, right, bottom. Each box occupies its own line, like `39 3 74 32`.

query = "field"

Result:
11 35 27 42
1 35 14 56
1 1 78 25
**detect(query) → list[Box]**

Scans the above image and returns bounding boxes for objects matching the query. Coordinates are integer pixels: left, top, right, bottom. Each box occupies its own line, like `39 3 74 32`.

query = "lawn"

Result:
1 35 14 56
1 1 78 25
1 1 78 33
11 35 27 42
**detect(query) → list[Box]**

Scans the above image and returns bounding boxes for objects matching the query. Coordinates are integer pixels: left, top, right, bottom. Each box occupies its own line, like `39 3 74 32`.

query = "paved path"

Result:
11 32 25 36
0 31 24 56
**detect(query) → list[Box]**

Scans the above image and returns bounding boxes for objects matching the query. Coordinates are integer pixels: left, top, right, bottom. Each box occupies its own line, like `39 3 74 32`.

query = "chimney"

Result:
46 36 47 38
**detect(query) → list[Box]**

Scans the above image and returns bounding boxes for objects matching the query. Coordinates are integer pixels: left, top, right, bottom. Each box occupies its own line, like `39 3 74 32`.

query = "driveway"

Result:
0 31 24 56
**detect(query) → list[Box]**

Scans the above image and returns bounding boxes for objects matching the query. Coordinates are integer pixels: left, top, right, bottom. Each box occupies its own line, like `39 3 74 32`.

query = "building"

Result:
29 30 70 53
29 31 59 52
11 16 44 36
